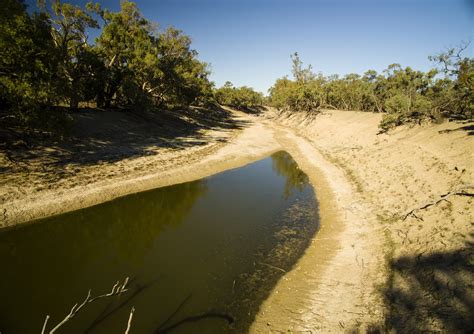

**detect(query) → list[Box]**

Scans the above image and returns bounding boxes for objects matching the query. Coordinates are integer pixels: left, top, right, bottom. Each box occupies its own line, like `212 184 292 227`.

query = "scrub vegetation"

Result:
269 48 473 131
0 0 219 139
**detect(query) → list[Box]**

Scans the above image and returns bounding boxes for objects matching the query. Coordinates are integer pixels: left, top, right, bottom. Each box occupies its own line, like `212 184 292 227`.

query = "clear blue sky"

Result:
26 0 473 93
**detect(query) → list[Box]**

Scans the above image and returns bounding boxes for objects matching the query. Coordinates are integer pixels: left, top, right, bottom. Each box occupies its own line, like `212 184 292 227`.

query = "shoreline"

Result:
249 118 385 331
1 112 278 227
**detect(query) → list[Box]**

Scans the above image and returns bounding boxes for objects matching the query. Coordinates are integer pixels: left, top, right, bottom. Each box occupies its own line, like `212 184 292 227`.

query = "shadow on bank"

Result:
0 105 250 170
364 239 474 333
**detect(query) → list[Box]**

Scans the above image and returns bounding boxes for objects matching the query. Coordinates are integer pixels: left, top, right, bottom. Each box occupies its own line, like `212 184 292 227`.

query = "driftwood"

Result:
124 307 135 334
259 262 287 273
41 278 132 334
84 276 161 333
402 185 474 221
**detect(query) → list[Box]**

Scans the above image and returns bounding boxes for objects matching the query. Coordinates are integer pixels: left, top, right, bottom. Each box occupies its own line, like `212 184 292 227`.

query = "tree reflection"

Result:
0 180 207 334
271 151 309 199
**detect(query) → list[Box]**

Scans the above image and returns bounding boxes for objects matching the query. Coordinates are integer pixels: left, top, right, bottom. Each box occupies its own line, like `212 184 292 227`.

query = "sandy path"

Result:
1 109 472 331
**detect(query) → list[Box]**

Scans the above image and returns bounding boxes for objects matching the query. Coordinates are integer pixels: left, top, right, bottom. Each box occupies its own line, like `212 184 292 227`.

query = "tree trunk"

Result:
69 83 79 109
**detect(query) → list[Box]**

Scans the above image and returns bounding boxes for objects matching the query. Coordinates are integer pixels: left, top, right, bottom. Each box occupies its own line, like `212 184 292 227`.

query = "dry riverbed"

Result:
1 107 472 332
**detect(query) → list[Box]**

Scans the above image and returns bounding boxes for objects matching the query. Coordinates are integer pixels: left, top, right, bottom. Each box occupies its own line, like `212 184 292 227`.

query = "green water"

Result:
0 151 319 333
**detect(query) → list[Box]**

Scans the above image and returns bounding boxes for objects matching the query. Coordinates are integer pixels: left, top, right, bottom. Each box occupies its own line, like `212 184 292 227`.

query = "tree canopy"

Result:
0 0 215 132
269 46 473 130
214 81 264 111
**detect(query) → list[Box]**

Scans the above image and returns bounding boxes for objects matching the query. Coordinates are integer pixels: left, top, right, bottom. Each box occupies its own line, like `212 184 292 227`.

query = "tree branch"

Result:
42 278 130 334
402 186 474 221
124 307 135 334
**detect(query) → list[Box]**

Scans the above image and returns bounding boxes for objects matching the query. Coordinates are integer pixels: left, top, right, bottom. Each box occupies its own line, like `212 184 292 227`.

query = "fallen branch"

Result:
85 276 161 333
42 278 130 334
259 262 287 273
124 307 135 334
402 187 474 221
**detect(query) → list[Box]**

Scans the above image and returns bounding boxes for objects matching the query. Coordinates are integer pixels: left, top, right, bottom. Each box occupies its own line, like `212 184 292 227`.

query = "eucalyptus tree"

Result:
155 26 213 108
37 0 100 108
94 0 153 108
429 42 473 118
95 1 213 109
0 0 58 123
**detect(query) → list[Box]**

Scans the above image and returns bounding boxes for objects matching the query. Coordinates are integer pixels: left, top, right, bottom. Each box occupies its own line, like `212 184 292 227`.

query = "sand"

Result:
1 107 472 332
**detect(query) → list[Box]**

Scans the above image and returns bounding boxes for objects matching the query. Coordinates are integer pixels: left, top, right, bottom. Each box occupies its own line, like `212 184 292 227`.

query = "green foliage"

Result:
269 48 473 130
95 2 213 110
0 0 60 126
1 0 215 135
214 82 263 110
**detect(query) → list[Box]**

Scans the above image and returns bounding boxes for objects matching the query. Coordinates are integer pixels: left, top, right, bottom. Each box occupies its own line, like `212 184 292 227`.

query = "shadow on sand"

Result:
365 238 474 333
1 106 250 170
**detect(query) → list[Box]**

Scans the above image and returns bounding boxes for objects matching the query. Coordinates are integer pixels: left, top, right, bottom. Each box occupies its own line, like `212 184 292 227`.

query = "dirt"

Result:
267 109 474 332
1 107 472 332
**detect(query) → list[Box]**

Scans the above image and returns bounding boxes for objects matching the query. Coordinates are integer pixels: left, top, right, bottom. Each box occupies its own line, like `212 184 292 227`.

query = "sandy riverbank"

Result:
0 107 274 226
261 109 473 332
1 107 472 331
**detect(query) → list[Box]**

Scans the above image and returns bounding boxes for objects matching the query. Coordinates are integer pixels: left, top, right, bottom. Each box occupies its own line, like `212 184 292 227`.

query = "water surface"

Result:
0 151 319 333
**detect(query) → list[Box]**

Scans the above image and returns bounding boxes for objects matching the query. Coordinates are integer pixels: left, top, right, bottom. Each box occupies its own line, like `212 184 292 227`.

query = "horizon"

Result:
26 0 474 93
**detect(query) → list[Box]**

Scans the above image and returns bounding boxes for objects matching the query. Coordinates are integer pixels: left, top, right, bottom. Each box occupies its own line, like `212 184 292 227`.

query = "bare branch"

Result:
49 290 91 334
124 307 135 334
42 278 130 334
402 185 474 221
41 315 50 334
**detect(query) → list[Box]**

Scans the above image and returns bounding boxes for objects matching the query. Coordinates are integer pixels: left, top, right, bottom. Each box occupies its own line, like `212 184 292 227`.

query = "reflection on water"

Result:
272 151 309 199
0 151 319 333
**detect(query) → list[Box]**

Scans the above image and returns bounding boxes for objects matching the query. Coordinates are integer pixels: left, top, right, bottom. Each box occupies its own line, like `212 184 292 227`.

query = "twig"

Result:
402 187 474 221
42 278 130 334
124 307 135 334
49 290 92 334
41 315 50 334
89 277 129 303
85 276 160 334
259 262 286 273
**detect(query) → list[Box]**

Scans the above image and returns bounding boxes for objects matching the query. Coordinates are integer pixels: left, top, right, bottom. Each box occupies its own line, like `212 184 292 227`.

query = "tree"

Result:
291 52 314 84
0 0 60 124
214 84 263 110
429 42 473 118
95 0 153 108
95 2 213 109
39 0 100 108
155 27 213 108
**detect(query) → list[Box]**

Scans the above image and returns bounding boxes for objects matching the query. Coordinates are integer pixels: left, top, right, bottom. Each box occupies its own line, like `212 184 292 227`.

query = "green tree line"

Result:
0 0 216 132
269 49 473 131
214 81 264 111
